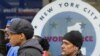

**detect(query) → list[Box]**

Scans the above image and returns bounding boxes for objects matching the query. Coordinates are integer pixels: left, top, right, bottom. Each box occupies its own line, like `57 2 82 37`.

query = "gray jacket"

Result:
18 39 43 56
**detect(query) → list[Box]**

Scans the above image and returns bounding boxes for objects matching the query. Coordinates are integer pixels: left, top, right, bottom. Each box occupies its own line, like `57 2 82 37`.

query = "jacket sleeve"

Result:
18 48 42 56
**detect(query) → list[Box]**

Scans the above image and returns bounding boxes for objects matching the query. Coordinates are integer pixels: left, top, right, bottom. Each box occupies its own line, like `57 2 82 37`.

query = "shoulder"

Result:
0 53 3 56
18 47 42 56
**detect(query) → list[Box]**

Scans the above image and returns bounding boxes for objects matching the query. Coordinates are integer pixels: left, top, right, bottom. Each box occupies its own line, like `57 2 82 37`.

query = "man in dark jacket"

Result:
0 30 7 56
5 18 43 56
61 31 84 56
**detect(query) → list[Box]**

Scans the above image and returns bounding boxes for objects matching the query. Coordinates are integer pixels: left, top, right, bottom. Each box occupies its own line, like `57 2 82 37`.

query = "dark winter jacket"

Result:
76 50 84 56
18 39 43 56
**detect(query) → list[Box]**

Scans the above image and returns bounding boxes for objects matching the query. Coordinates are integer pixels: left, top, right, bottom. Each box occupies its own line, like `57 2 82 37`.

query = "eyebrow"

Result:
63 41 69 44
62 40 71 45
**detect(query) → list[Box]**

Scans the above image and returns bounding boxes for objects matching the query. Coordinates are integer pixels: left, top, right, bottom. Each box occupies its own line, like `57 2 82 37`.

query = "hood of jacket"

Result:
19 39 43 53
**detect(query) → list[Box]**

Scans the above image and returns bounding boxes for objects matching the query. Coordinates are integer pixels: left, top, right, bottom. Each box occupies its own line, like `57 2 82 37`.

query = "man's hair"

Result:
17 26 34 39
34 35 50 51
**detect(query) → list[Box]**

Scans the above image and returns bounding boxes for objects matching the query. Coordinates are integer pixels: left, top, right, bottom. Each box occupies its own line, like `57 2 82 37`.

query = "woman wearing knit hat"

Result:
61 31 84 56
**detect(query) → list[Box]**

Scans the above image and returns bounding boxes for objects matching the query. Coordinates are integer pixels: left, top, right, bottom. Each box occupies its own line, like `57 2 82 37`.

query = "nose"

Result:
5 32 10 39
61 43 64 49
5 36 10 40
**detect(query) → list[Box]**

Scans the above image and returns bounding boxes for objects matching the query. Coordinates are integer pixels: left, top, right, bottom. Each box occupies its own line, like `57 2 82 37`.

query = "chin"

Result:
10 43 16 46
61 52 66 56
11 44 15 46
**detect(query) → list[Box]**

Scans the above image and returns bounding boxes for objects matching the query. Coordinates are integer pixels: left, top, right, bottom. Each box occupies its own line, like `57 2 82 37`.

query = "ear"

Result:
20 33 25 40
74 46 78 51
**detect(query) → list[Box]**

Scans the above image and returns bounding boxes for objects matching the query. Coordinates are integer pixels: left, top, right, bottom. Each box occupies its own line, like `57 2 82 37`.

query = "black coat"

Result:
76 51 84 56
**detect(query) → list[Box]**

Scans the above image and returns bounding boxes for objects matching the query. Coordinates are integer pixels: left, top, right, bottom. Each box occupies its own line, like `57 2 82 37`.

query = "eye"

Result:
10 32 13 34
5 32 9 37
5 31 14 37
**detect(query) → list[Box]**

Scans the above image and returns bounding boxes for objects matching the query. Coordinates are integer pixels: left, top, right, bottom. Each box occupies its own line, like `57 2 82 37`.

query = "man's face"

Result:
61 39 77 56
6 31 22 46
